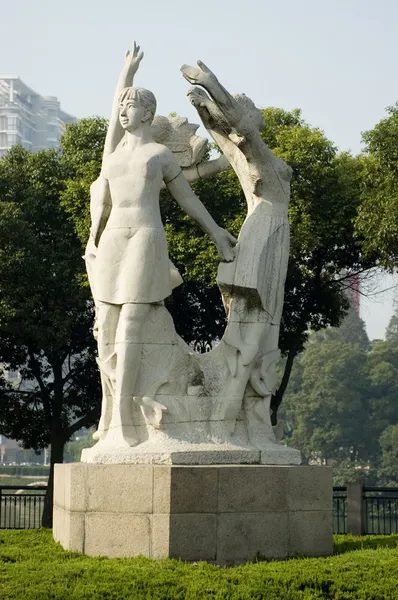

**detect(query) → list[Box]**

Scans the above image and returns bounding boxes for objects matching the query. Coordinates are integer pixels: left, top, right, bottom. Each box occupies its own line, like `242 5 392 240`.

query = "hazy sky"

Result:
2 0 397 338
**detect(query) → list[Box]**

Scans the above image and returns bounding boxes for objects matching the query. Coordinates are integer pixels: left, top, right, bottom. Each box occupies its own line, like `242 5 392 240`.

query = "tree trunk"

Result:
41 437 65 528
270 345 297 426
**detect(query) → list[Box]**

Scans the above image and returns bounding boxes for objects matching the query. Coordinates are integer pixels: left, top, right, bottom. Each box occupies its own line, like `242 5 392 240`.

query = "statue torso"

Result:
104 141 166 228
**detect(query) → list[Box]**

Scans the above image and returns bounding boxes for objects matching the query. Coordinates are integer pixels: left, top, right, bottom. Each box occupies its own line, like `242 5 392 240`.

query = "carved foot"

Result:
102 425 139 448
92 426 105 441
134 395 167 428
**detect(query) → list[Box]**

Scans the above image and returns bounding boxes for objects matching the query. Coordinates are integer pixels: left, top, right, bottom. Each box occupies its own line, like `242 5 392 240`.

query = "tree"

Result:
60 108 380 424
365 338 398 439
386 300 398 342
337 307 370 350
304 295 370 350
0 146 101 527
280 337 375 467
379 425 398 486
355 103 398 269
280 312 398 483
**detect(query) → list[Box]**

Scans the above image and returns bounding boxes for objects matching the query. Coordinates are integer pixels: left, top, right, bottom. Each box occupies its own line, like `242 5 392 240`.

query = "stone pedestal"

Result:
53 463 333 564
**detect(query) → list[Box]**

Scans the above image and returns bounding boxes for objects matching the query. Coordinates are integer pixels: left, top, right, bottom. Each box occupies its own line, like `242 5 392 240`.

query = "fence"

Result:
0 485 46 529
333 485 398 535
364 487 398 535
333 486 347 534
0 483 397 534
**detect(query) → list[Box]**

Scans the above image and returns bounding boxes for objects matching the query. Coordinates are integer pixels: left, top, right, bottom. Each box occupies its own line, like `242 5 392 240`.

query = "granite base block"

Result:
53 463 333 564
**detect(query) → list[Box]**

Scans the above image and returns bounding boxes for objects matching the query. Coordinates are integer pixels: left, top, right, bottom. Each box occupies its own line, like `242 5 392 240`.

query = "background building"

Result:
0 76 75 157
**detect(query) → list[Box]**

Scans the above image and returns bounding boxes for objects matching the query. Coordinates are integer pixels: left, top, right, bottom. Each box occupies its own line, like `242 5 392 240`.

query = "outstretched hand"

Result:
181 60 214 87
213 227 237 263
124 41 144 75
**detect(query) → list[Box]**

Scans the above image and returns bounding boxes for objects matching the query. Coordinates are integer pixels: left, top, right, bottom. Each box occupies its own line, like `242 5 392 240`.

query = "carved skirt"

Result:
217 202 290 324
93 226 178 305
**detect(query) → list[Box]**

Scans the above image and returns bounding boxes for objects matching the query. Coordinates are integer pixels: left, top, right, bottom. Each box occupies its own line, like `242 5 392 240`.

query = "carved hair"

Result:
233 93 266 132
118 87 157 124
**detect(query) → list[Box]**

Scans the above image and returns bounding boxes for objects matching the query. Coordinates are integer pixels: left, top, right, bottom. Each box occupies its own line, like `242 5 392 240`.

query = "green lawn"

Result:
0 476 48 488
1 531 398 599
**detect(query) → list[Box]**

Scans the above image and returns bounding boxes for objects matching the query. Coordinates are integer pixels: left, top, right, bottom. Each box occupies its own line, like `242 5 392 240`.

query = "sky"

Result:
1 0 397 339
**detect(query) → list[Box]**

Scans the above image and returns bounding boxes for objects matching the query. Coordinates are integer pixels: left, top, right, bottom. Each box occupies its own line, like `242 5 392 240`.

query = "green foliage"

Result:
365 338 398 443
386 301 398 342
0 145 101 525
161 168 245 344
60 117 108 247
355 103 398 269
379 425 398 485
0 145 100 449
335 305 370 351
1 531 398 599
333 534 398 553
281 337 375 466
281 309 398 483
271 117 372 356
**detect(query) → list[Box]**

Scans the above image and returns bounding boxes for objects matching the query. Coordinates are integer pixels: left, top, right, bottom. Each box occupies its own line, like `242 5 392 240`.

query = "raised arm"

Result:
102 41 144 161
181 61 245 133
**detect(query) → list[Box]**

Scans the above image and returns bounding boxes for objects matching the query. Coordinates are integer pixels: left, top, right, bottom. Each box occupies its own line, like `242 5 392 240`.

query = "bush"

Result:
334 533 398 554
1 531 398 599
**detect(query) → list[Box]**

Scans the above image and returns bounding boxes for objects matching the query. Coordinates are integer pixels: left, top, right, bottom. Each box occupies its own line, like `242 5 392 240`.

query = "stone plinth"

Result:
53 463 333 564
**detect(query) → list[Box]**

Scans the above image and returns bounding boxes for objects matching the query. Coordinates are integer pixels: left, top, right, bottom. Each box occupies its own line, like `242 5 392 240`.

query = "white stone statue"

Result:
85 43 236 449
82 44 300 465
180 61 292 440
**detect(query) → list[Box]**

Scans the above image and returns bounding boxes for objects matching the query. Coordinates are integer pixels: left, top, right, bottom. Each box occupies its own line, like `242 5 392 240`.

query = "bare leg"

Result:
105 303 151 447
93 302 120 440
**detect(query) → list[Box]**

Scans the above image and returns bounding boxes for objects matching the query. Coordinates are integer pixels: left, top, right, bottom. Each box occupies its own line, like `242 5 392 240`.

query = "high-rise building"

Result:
0 76 76 158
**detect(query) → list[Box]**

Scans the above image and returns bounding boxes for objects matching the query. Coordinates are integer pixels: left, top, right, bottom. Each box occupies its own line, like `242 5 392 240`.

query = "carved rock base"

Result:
53 463 332 564
81 436 301 466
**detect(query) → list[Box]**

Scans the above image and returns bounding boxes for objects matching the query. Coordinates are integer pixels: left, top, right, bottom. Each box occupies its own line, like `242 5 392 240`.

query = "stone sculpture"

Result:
81 43 300 465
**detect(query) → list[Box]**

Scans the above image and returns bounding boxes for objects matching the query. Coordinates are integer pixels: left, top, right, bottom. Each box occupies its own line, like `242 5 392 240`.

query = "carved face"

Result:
119 96 148 132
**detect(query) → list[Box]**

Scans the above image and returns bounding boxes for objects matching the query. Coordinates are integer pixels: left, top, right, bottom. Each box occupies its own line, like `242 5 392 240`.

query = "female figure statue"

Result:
88 44 236 448
181 61 292 427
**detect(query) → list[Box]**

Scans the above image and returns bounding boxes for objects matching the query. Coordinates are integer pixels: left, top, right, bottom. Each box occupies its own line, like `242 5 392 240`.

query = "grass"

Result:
0 476 48 488
1 531 398 599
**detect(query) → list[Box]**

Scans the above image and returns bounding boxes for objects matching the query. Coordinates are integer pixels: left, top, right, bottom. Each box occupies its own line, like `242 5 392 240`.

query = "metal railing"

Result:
333 485 398 535
363 487 398 535
0 483 397 534
0 485 46 529
333 486 347 534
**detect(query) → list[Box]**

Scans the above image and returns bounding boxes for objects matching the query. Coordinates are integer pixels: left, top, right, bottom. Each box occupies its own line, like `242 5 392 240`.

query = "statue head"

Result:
233 93 266 132
118 87 157 132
